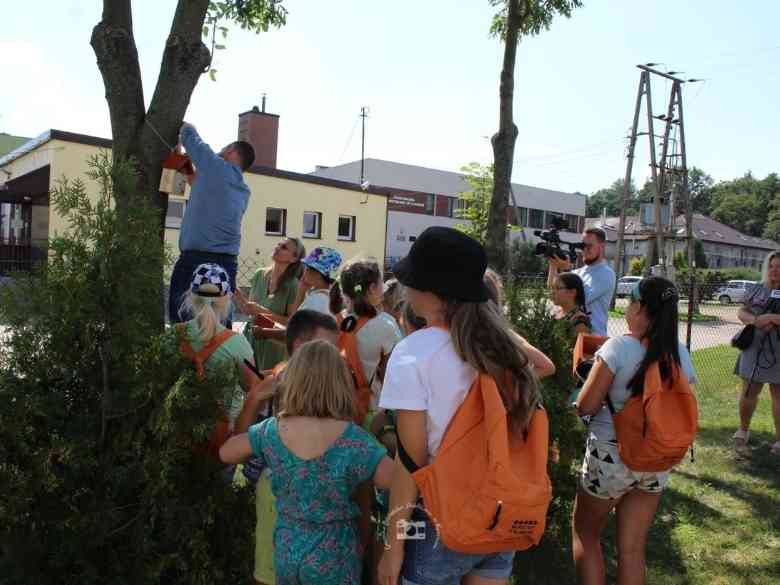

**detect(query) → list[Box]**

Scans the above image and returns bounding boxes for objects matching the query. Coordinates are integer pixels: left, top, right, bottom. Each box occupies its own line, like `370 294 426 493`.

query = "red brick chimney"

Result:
237 96 278 168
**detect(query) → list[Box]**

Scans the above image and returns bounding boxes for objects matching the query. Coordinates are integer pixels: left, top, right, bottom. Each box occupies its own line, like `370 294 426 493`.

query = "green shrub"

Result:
629 256 646 276
510 239 544 276
507 282 582 583
0 154 253 584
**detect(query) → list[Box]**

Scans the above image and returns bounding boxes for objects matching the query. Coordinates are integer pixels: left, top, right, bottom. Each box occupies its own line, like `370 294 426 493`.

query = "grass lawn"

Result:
609 307 722 323
612 345 779 584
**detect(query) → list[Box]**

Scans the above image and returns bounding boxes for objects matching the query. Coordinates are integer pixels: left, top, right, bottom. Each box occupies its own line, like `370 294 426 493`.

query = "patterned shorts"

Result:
579 436 670 500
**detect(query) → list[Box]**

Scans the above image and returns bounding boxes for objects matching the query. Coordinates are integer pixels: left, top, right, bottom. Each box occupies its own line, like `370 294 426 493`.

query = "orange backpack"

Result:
177 324 237 458
337 316 374 425
608 360 698 472
398 373 552 554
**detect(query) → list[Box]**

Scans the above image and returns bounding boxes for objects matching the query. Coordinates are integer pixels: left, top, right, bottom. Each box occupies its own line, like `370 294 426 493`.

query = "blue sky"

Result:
1 0 778 194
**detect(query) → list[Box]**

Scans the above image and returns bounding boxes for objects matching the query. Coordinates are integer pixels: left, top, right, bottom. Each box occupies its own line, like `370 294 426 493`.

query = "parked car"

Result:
616 276 643 298
713 280 758 305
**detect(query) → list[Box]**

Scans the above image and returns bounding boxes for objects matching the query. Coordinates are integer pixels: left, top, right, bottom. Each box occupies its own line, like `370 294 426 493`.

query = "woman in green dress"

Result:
235 237 305 371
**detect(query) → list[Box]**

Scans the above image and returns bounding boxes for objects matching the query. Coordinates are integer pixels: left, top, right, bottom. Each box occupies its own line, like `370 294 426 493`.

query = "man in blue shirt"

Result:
547 227 616 336
168 122 255 325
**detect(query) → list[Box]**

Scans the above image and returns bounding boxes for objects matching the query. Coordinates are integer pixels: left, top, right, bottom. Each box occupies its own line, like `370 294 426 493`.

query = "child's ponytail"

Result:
180 291 230 343
329 281 345 316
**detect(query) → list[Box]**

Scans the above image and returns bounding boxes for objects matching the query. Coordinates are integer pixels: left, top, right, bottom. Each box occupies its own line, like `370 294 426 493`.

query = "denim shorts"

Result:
400 518 515 585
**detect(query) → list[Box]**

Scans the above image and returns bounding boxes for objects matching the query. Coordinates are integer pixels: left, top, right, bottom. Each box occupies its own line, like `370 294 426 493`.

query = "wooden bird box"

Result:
160 151 194 196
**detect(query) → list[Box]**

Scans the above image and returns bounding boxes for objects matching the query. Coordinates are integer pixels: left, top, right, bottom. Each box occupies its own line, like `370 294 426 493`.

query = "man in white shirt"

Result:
547 227 616 336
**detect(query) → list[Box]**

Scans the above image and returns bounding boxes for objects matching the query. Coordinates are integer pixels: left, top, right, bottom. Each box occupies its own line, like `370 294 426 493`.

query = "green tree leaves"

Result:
455 162 495 244
488 0 583 40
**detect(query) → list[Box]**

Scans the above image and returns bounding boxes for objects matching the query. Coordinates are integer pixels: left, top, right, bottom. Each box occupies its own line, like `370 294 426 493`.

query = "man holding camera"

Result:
547 227 616 336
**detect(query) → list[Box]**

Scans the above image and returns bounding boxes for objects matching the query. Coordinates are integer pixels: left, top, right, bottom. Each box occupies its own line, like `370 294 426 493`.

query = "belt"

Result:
181 250 238 262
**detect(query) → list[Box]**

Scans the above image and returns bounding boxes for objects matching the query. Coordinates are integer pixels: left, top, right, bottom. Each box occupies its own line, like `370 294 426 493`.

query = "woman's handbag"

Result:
731 324 755 351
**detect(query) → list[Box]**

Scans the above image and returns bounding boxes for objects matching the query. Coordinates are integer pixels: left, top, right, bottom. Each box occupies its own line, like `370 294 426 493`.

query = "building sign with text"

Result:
387 189 435 215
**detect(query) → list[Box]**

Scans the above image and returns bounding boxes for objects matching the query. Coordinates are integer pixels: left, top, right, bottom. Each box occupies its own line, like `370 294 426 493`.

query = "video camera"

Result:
534 216 585 263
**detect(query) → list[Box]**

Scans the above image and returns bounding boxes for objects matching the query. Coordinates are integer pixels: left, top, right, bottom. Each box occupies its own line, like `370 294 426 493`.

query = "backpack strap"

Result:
180 327 237 379
338 316 371 386
397 434 422 474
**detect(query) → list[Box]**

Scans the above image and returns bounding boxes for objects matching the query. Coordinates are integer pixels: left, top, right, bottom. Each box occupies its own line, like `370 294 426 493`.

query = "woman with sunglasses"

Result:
234 237 305 370
552 272 591 336
572 277 697 585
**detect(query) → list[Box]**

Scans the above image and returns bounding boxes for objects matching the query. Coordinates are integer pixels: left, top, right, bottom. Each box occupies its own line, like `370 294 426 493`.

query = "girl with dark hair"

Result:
235 237 305 370
377 227 541 585
552 272 592 335
572 277 697 585
330 257 403 409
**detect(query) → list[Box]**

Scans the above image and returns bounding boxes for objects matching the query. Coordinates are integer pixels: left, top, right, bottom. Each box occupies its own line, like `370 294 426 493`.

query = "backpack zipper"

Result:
488 500 503 530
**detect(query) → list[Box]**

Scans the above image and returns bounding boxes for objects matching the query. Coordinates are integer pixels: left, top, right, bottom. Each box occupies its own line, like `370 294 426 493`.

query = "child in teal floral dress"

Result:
221 339 393 585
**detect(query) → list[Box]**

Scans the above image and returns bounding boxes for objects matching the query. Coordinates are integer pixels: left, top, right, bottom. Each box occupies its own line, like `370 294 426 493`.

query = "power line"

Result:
336 114 360 164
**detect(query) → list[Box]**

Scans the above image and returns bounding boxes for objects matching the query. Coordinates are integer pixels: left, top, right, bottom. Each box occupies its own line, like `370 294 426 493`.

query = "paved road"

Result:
608 299 742 351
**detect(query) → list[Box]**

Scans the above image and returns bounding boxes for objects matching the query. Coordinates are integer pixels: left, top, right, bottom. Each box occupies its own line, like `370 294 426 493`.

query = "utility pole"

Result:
616 65 700 282
359 107 369 186
614 72 647 281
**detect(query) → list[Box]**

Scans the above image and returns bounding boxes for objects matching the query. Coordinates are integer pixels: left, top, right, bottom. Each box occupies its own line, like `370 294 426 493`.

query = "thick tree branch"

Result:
145 0 212 167
90 0 145 163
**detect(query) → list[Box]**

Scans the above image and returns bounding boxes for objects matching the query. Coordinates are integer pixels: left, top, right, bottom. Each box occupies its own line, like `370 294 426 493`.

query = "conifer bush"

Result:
507 281 582 583
0 154 253 584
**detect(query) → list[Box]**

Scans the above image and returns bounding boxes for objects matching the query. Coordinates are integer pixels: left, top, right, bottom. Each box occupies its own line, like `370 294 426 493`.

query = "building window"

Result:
303 211 322 239
529 208 545 229
265 208 287 235
518 207 528 226
566 214 581 232
454 198 470 215
444 197 455 218
165 198 186 229
338 215 356 241
425 194 436 214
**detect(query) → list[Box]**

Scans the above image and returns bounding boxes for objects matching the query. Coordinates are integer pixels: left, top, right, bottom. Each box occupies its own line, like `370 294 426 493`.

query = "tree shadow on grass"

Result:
599 485 726 585
693 425 780 492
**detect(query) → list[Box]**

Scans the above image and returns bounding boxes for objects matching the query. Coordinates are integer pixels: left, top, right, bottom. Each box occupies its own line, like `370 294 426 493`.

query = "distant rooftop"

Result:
312 158 585 216
0 133 31 158
586 214 778 251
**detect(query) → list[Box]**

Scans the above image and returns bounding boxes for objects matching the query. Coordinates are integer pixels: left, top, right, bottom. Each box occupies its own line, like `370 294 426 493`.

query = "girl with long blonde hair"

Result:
220 340 394 585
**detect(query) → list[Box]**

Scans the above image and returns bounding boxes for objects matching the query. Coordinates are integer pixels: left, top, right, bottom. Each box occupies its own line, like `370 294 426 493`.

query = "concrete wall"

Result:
386 211 462 265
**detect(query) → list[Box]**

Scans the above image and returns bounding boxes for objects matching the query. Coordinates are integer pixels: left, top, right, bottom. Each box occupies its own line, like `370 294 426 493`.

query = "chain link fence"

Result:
509 273 743 395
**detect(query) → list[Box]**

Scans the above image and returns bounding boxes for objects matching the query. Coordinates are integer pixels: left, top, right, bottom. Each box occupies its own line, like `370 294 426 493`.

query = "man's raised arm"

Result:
180 123 221 172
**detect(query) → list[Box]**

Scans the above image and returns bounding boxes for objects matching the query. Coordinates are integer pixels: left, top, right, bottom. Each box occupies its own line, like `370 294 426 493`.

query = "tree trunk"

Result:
91 0 212 230
486 0 521 274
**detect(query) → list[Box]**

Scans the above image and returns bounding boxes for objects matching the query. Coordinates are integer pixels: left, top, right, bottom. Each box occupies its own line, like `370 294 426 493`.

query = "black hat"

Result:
393 227 490 302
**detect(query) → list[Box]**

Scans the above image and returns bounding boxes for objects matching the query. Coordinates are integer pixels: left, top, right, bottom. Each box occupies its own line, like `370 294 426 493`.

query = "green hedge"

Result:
0 155 254 584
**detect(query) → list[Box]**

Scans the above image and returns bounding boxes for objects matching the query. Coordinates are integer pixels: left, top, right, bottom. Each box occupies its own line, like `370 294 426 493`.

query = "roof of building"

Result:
586 213 778 251
0 130 391 199
0 129 112 168
311 158 585 215
0 133 31 157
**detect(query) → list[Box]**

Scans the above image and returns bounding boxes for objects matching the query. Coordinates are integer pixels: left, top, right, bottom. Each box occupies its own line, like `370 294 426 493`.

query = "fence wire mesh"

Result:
510 273 744 395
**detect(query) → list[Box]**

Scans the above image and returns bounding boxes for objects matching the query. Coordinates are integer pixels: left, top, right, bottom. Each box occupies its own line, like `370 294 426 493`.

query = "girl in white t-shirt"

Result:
377 227 541 585
573 277 697 585
329 257 403 410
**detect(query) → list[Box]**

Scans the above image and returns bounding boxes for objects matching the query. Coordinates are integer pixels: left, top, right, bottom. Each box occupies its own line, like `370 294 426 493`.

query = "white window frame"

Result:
302 211 322 239
337 215 356 241
165 197 187 229
265 207 287 236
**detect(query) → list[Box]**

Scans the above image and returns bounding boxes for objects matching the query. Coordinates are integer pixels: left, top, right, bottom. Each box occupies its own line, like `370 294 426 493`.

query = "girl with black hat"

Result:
377 227 541 585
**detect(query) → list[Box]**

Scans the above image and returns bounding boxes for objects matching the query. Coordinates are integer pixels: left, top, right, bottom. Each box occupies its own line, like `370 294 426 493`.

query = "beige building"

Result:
0 126 389 284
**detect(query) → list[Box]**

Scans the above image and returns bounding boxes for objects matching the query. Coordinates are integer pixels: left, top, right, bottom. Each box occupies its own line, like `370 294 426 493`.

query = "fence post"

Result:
686 267 695 350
